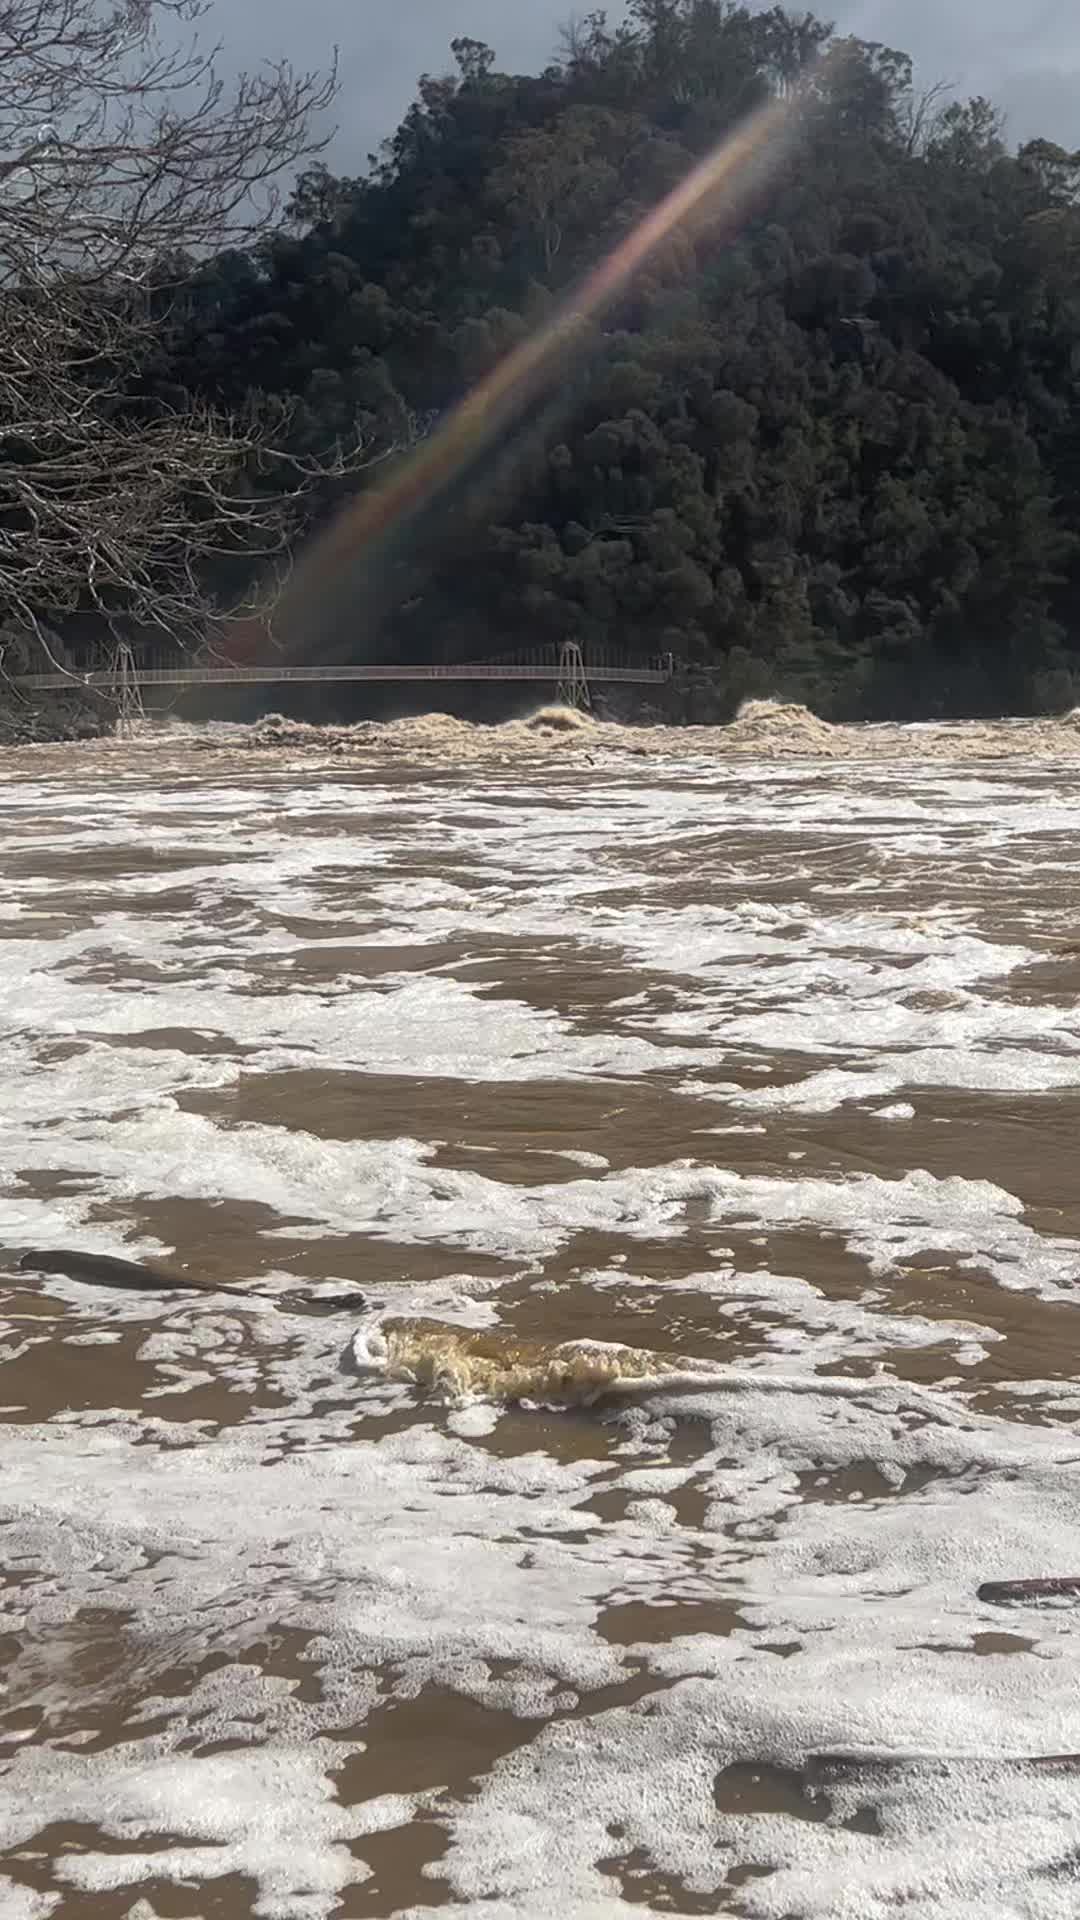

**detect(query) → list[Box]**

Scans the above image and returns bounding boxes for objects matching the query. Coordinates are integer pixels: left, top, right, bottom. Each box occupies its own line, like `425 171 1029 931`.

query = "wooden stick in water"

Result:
15 1248 367 1316
810 1748 1080 1776
978 1576 1080 1606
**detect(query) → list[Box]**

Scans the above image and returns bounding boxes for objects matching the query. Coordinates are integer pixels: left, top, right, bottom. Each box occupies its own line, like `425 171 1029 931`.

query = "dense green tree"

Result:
158 2 1080 718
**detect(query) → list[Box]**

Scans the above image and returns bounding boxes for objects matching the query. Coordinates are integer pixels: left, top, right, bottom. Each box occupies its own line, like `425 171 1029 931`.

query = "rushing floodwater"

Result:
5 736 1080 1917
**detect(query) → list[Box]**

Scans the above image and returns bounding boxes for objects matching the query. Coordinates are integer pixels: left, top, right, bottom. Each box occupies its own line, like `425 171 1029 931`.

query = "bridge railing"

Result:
15 638 675 691
477 641 673 676
15 662 672 691
53 638 671 674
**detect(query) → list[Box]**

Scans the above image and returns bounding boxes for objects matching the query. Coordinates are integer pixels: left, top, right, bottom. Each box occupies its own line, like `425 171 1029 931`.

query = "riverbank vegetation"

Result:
5 2 1080 724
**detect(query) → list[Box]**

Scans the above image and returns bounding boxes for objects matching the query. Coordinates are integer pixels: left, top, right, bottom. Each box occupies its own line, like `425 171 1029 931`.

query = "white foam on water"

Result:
0 1032 240 1127
586 1264 1000 1368
1 1748 413 1917
726 1043 1080 1112
397 1378 1080 1917
0 1885 59 1920
7 1362 1080 1917
420 1655 1080 1917
2 955 721 1088
0 1403 719 1920
7 758 1080 1125
400 1902 653 1920
4 1091 1078 1315
7 750 1080 1916
0 1412 688 1671
4 1101 1076 1303
446 1402 500 1438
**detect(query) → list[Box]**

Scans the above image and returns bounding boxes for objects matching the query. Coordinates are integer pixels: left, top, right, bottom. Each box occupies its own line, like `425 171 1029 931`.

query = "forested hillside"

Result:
34 3 1080 719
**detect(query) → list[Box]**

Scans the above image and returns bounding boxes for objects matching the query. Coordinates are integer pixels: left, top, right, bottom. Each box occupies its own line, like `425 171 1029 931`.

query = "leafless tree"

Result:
899 77 956 158
0 0 391 669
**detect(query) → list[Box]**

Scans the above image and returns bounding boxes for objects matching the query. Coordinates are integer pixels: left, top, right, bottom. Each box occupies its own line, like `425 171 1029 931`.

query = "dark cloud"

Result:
208 0 1080 165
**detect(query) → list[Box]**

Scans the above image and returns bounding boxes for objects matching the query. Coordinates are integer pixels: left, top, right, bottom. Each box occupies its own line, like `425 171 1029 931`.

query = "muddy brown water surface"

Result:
5 731 1080 1916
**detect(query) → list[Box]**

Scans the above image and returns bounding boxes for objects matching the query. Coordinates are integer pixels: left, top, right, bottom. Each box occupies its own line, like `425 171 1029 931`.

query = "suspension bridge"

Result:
14 640 673 700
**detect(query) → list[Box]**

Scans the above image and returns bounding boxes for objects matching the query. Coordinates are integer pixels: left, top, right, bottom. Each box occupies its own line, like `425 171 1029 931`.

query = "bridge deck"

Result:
15 663 668 691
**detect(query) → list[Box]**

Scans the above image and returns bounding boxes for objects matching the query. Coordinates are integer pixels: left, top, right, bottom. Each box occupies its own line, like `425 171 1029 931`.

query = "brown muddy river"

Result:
4 731 1080 1917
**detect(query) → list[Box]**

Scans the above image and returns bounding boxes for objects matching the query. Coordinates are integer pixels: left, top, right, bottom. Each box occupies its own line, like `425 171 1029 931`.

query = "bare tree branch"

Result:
0 0 396 664
900 77 956 158
0 0 339 281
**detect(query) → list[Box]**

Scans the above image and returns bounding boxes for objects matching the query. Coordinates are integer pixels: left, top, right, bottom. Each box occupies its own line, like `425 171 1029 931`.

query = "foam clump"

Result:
128 691 1080 768
352 1318 724 1405
218 705 602 762
524 703 595 733
726 697 837 752
32 683 1080 767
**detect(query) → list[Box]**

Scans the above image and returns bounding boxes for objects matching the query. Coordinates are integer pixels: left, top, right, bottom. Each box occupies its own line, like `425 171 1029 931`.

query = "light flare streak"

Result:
275 86 805 651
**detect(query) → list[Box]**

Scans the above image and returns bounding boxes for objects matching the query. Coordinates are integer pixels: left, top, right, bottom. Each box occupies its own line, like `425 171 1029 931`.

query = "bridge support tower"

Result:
110 642 146 737
556 640 591 712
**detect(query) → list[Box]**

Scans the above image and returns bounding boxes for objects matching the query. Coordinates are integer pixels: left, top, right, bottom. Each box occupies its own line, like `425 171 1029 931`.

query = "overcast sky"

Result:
211 1 1080 170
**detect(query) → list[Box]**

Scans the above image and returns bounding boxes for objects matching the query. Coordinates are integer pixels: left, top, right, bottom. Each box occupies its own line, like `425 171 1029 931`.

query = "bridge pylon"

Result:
110 642 145 737
555 640 591 712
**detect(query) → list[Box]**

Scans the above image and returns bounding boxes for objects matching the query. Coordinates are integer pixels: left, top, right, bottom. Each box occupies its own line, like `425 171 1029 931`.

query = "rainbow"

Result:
273 87 803 654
